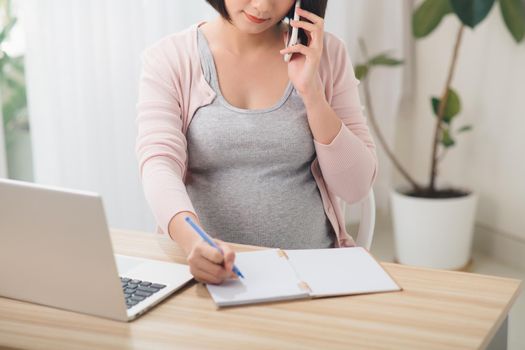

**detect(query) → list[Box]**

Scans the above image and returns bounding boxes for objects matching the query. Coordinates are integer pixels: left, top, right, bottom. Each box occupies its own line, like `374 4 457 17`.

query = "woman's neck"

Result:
211 17 284 56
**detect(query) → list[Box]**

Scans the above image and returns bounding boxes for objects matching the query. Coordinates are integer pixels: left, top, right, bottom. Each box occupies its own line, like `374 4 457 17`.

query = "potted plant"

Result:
356 0 525 270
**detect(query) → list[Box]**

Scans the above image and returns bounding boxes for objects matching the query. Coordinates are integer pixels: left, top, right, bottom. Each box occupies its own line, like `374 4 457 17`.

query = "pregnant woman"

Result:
136 0 377 284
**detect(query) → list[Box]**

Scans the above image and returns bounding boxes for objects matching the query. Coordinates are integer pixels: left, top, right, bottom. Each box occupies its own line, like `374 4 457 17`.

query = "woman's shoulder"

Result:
141 22 201 67
323 31 346 50
322 30 353 67
319 31 355 80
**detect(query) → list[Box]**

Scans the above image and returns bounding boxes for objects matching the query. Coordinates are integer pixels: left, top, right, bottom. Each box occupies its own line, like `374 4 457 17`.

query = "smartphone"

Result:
283 0 301 62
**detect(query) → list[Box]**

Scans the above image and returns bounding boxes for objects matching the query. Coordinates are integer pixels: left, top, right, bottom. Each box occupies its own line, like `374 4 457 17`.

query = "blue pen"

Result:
184 217 245 279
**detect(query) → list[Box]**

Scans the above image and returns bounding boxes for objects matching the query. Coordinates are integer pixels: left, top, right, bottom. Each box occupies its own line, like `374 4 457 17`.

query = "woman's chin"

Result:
230 16 276 33
234 23 271 34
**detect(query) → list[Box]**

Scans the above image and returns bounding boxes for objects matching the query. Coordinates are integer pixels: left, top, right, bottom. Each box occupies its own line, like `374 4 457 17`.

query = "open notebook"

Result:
207 247 402 307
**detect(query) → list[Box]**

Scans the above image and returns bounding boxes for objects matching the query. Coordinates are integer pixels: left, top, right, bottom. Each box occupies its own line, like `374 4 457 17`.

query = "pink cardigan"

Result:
135 20 377 248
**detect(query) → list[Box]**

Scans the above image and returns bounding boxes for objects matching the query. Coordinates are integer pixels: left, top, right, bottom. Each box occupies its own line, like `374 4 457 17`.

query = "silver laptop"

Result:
0 178 194 321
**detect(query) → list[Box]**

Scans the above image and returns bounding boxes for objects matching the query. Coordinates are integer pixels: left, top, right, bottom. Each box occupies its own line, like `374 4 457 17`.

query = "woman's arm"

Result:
303 79 377 205
280 9 377 205
303 38 377 205
167 211 202 254
136 45 196 237
136 44 235 284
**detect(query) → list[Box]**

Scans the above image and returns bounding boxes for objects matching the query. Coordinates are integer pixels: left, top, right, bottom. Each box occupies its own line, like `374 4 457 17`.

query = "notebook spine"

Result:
297 281 312 293
277 249 289 259
277 250 312 293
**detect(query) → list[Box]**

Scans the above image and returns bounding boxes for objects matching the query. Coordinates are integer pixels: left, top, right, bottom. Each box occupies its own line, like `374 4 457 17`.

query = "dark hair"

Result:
204 0 328 45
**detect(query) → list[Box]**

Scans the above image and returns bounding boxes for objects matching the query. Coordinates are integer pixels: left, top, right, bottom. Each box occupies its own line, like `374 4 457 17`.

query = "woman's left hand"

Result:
280 7 324 99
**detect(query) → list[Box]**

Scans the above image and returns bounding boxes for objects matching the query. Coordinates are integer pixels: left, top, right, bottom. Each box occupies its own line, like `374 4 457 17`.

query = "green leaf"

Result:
368 53 404 66
431 88 462 123
441 129 456 148
457 125 473 133
450 0 496 28
413 0 453 38
4 55 25 74
355 65 369 80
0 17 17 44
499 0 525 42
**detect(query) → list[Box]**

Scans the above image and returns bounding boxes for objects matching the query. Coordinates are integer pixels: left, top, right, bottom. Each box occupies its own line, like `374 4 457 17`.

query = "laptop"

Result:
0 178 194 321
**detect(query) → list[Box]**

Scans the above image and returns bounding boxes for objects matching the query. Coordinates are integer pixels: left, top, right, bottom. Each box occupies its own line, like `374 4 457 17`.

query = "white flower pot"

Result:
390 189 478 270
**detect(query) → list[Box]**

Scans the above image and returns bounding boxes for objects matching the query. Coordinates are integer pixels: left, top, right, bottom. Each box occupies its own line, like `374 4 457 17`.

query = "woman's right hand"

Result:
187 238 237 285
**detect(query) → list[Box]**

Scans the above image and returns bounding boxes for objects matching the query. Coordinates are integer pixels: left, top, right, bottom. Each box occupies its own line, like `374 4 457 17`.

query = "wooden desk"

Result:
0 229 521 349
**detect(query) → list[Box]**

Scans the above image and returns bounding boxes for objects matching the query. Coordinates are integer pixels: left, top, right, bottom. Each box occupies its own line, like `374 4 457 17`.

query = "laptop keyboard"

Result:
120 277 166 309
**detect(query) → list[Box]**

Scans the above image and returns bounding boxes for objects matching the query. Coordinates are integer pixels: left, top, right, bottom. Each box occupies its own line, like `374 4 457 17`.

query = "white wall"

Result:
395 7 525 241
20 0 218 232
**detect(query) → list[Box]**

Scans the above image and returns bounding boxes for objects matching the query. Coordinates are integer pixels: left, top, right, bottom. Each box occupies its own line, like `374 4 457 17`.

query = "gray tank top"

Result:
185 27 334 249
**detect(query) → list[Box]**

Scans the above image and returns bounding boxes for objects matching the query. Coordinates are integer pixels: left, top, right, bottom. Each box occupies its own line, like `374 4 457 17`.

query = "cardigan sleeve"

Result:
135 45 196 235
313 36 378 204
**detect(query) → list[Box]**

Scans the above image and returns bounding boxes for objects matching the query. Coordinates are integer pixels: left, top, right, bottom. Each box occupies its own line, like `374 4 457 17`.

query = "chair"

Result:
340 189 376 250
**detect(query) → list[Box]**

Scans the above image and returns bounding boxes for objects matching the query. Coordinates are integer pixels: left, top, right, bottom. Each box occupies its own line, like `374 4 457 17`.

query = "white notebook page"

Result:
285 247 401 297
206 249 308 307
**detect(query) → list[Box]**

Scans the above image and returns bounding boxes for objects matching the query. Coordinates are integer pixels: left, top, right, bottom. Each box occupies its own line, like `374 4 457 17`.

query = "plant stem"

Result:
428 24 464 192
362 82 423 192
358 40 423 193
437 148 449 164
